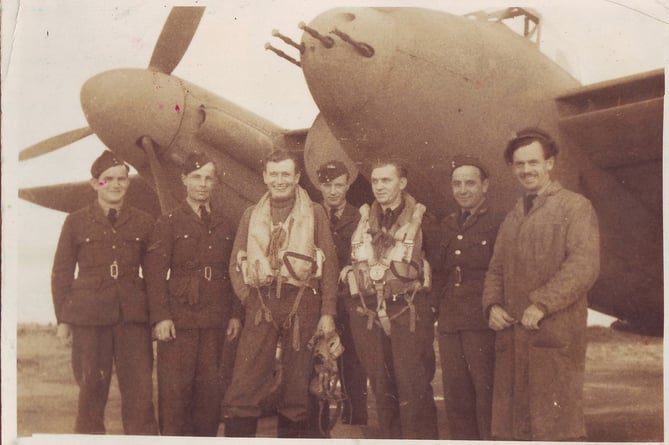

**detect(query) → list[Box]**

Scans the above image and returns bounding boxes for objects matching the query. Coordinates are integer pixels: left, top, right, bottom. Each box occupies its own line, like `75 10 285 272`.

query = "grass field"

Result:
15 324 663 440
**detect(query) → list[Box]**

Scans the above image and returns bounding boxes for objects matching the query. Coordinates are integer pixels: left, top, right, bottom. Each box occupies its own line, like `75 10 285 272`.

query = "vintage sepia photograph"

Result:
3 0 664 443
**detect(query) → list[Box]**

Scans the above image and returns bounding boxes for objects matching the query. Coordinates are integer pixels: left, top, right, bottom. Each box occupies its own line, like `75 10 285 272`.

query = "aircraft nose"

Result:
300 8 395 117
80 68 185 167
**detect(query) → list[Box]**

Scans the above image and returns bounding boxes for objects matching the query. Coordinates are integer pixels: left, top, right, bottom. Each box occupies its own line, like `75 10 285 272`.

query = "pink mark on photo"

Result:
175 104 181 112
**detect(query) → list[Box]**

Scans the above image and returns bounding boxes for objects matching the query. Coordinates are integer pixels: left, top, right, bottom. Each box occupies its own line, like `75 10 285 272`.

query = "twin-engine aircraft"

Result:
18 6 664 334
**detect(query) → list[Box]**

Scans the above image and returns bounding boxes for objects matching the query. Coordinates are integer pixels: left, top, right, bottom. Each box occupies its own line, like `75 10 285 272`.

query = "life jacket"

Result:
349 193 427 299
242 185 323 289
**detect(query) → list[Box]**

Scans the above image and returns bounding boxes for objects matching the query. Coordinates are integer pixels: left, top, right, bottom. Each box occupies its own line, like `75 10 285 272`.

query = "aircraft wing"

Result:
555 69 663 211
555 69 664 329
19 175 161 216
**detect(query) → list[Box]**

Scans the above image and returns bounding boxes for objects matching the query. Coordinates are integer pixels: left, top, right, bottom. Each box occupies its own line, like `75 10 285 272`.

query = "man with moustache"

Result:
343 159 438 439
51 150 158 434
146 152 242 436
428 155 501 439
310 160 368 434
222 149 338 438
483 128 600 440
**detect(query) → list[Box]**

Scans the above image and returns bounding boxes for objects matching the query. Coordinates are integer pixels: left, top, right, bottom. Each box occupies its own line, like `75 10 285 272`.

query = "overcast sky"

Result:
3 0 667 323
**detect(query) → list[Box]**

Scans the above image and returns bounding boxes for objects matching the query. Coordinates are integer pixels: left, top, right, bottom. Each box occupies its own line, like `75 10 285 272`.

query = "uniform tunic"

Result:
482 181 600 440
345 194 438 440
328 202 368 425
146 202 241 436
222 196 338 424
429 200 502 439
51 201 157 435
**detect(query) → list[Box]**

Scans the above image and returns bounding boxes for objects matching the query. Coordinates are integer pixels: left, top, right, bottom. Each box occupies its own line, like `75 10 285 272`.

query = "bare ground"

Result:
15 324 663 441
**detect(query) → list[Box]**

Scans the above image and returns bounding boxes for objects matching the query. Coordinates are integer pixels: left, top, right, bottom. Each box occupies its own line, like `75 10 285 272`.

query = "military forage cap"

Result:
91 150 128 179
317 160 349 183
449 154 490 179
182 152 213 175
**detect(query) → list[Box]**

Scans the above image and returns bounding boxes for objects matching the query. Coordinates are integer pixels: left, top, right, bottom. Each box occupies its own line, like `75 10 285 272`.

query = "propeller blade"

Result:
148 6 205 74
139 136 181 214
19 127 93 161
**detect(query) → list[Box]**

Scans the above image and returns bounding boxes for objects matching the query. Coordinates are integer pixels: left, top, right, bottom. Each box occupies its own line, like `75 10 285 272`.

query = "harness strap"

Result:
356 293 377 330
386 285 420 333
375 282 392 335
253 286 277 328
282 251 316 281
282 284 308 351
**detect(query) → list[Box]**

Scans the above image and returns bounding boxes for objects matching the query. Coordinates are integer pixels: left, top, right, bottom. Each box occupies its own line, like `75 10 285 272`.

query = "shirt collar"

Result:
186 197 210 216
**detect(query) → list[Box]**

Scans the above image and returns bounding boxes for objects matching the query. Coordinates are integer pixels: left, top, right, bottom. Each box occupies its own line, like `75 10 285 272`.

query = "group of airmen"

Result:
51 127 600 440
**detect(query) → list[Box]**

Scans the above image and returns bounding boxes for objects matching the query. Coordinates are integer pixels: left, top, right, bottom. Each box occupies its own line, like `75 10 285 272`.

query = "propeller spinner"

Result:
18 6 205 164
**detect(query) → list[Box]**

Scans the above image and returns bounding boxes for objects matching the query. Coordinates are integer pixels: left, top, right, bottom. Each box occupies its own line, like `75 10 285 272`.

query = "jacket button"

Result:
456 234 463 240
85 238 90 242
112 245 116 249
481 240 487 245
208 246 212 249
184 234 189 239
454 249 461 255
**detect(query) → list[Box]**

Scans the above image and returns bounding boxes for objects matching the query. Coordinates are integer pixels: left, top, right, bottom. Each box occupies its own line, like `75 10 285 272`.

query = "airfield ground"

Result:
15 324 663 441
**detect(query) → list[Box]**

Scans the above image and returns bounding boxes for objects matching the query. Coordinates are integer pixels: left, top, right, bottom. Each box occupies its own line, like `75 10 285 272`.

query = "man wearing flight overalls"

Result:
51 150 158 434
342 159 438 439
222 149 338 438
146 153 242 436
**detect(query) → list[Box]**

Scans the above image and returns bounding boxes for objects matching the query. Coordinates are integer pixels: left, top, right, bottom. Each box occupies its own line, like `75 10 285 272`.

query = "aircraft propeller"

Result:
17 7 205 163
18 127 94 161
148 6 205 74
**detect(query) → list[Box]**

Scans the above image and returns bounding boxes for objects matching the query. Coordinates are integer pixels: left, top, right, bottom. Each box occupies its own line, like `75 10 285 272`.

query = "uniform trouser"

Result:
70 323 157 435
437 329 495 439
223 286 321 427
346 295 438 439
157 327 228 436
338 298 369 424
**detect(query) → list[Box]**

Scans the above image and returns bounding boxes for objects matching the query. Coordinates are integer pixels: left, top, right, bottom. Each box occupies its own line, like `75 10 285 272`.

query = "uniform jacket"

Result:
145 202 242 328
482 181 600 440
229 199 338 316
430 200 503 332
324 202 360 271
51 201 154 326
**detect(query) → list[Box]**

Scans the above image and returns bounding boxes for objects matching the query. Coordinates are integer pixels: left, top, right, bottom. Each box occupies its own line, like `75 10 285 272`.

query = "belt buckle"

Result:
110 261 119 279
204 266 212 281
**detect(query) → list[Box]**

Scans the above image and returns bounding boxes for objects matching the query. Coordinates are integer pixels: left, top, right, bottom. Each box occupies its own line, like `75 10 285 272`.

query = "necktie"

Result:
329 207 339 226
524 193 537 214
107 208 117 226
382 208 394 230
199 205 210 226
460 210 471 226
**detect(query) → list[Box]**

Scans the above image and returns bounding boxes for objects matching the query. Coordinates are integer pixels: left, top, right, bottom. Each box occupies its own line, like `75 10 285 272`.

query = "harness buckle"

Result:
110 261 119 279
203 266 212 281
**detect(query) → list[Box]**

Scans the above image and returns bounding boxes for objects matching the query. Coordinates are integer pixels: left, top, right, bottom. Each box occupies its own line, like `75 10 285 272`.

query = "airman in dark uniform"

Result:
428 155 502 439
51 150 158 435
307 160 368 436
145 153 242 436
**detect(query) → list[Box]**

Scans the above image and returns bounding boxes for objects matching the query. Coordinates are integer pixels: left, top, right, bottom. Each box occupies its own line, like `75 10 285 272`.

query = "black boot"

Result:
277 413 308 438
224 416 258 437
